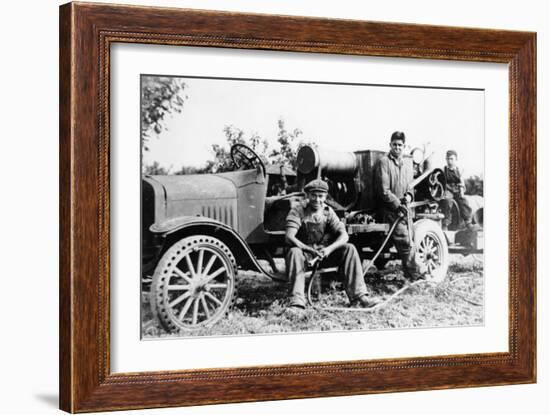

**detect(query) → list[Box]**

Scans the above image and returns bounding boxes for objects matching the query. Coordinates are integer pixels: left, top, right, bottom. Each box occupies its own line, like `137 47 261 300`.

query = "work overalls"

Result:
285 211 368 307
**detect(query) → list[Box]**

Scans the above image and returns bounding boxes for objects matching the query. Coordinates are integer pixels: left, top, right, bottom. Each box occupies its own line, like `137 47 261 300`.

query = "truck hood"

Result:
147 174 236 202
146 169 261 202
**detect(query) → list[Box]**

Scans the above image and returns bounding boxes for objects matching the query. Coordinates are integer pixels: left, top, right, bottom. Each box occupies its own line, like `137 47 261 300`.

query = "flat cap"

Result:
304 178 329 193
446 150 458 158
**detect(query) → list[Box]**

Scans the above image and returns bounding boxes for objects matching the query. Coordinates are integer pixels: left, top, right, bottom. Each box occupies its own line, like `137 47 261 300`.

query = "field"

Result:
141 254 484 338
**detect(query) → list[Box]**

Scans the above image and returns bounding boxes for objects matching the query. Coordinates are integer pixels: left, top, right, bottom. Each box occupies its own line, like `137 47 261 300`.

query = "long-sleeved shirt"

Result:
375 153 414 211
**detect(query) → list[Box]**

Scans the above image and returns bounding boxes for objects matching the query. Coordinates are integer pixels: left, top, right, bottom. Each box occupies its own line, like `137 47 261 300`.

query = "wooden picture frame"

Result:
59 2 536 412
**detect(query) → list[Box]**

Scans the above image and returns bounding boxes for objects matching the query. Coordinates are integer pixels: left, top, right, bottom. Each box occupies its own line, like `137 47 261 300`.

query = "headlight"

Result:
411 147 424 164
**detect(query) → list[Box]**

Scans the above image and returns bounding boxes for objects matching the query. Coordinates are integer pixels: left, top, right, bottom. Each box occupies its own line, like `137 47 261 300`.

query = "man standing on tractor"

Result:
374 131 421 281
440 150 474 230
284 179 375 309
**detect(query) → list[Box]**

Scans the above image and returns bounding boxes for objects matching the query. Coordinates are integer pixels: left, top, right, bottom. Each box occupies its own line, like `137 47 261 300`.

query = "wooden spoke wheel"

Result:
150 235 236 333
413 219 449 283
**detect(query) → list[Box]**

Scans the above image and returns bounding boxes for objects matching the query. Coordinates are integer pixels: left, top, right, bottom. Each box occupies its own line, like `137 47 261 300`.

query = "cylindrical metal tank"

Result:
296 145 358 176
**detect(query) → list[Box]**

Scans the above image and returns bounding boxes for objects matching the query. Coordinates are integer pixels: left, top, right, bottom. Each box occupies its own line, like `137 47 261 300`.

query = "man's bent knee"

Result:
286 247 305 261
289 246 303 255
342 243 360 258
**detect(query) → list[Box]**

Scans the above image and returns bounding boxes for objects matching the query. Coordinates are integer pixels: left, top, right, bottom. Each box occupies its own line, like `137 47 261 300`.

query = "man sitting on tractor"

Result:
374 131 421 281
440 150 473 230
284 179 375 309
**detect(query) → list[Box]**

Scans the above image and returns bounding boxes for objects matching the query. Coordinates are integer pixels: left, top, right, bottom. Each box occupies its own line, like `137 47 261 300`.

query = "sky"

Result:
142 76 484 177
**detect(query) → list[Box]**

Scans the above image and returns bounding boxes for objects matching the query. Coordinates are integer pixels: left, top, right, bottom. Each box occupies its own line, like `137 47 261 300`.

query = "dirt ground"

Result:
141 254 484 338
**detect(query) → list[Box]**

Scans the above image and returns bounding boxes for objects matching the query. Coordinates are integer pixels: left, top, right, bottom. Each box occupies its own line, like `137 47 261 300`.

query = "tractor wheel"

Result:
413 220 449 283
150 235 237 333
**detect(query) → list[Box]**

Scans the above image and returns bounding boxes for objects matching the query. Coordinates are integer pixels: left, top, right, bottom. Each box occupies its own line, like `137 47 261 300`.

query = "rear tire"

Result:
150 235 237 333
413 220 449 283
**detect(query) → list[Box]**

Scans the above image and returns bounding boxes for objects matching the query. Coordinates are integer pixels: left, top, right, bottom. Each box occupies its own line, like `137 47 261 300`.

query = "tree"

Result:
146 118 312 175
200 119 309 174
174 165 208 175
202 125 270 173
268 119 303 168
141 76 187 152
143 161 170 176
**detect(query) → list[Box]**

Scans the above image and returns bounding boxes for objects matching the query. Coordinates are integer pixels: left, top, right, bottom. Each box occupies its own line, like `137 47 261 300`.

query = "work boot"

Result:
351 294 377 308
287 296 306 310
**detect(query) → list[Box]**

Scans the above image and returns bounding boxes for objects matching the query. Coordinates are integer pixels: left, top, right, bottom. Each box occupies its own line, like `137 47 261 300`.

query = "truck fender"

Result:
150 216 284 281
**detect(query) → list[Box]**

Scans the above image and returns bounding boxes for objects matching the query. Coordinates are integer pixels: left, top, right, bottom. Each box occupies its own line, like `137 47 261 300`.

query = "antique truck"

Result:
142 143 483 333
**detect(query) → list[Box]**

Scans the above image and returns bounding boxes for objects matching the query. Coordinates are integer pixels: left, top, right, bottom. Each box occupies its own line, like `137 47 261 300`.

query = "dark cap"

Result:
304 179 329 193
446 150 458 158
390 131 406 143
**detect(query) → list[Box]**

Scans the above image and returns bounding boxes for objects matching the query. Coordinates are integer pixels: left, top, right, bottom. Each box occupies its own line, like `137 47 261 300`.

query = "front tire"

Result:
413 220 449 283
150 235 236 333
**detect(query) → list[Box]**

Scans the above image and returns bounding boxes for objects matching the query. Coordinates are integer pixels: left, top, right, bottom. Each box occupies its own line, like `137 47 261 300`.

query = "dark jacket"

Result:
444 166 466 194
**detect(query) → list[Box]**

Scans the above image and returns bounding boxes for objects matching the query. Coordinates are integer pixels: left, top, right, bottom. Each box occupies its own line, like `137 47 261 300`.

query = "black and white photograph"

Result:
4 0 545 414
140 75 485 339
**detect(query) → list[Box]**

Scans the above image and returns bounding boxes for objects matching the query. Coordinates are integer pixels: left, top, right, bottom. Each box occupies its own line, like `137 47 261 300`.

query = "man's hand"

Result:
317 247 331 259
303 245 320 257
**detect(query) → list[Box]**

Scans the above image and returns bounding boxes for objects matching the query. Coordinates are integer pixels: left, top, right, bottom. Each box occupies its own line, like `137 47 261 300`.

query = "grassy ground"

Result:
141 254 484 339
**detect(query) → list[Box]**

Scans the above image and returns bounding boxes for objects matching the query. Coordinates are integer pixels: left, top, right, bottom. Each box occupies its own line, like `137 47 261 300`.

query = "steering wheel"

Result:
230 143 266 177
